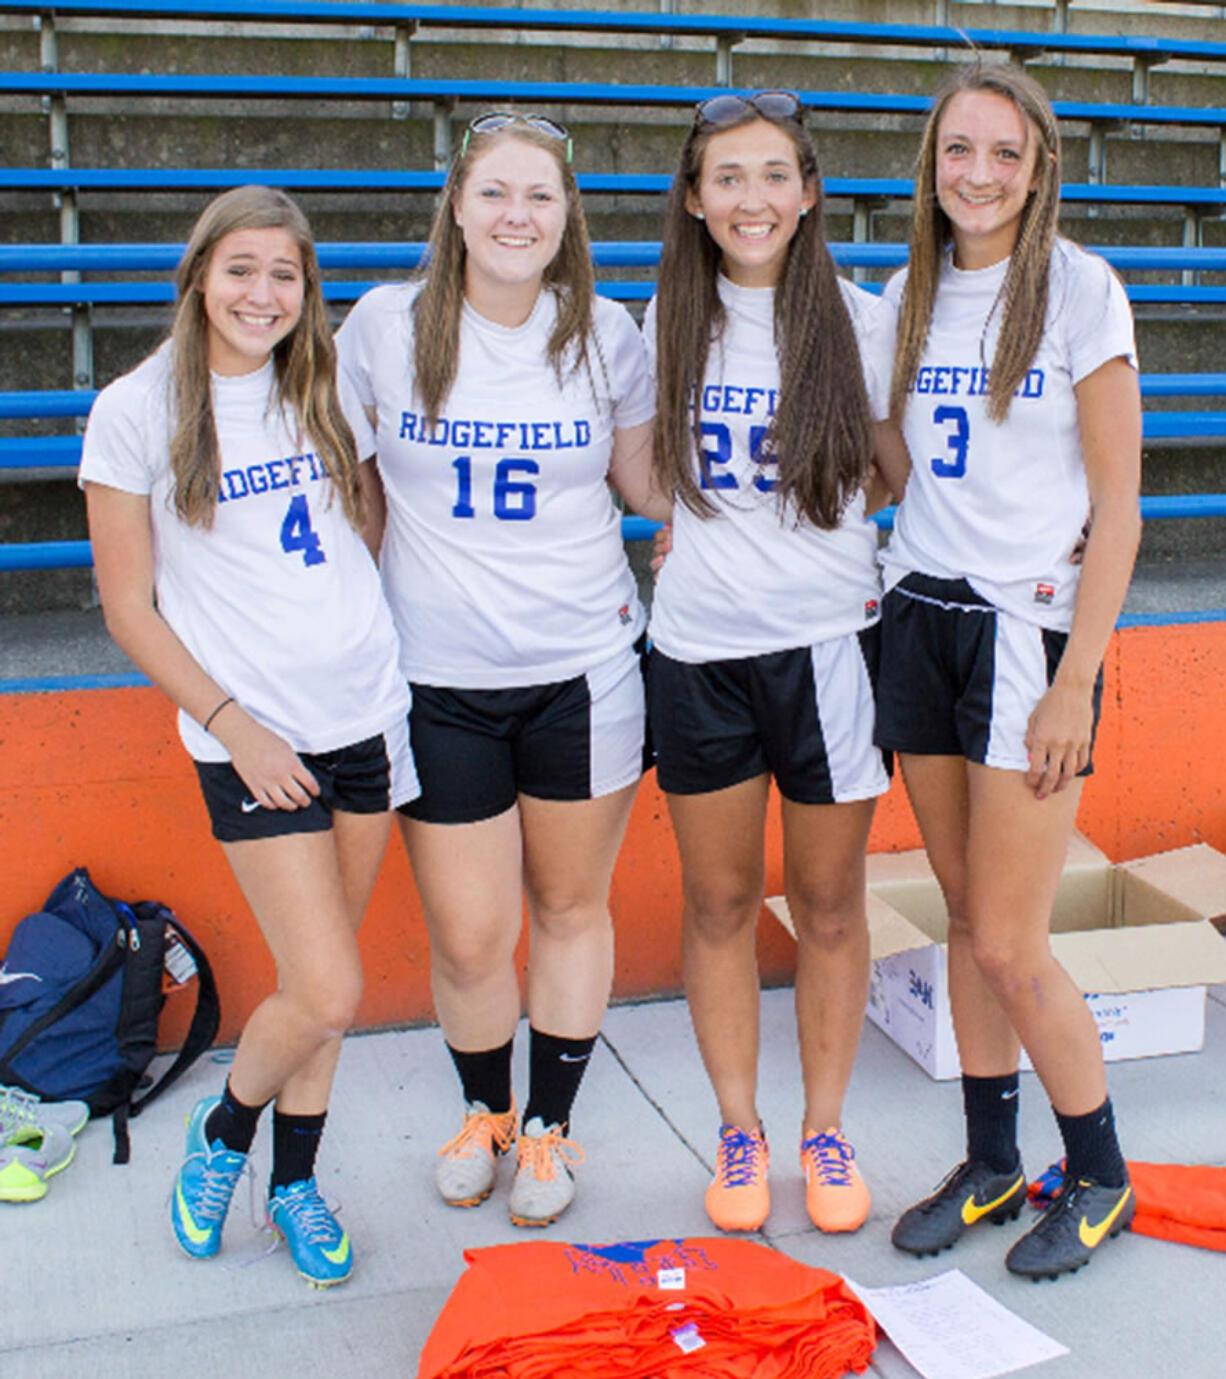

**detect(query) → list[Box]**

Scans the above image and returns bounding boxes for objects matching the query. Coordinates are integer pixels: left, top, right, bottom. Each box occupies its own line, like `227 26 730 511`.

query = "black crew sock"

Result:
269 1109 327 1194
1055 1096 1127 1188
962 1072 1021 1175
203 1078 268 1155
446 1037 514 1115
523 1028 597 1134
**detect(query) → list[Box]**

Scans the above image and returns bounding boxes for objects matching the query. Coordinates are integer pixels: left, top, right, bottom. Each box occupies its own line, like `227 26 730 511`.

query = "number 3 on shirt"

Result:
930 404 969 479
280 493 326 566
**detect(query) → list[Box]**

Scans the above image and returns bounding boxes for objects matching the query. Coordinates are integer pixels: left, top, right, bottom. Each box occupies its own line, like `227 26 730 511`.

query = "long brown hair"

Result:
889 63 1062 425
412 121 596 427
169 185 362 528
653 104 873 529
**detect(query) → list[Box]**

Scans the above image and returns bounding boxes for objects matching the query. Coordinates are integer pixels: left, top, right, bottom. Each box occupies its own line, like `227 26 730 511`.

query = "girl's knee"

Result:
683 884 761 942
530 897 610 945
968 929 1046 1000
287 964 364 1037
431 918 518 988
787 876 866 948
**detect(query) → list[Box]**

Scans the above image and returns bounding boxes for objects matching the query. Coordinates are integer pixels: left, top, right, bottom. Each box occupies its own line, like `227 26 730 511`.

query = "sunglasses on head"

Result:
694 90 803 128
460 112 573 164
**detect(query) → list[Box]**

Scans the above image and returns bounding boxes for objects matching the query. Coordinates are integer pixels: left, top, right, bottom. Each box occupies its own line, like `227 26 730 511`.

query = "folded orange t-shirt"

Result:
418 1237 877 1379
1127 1162 1226 1252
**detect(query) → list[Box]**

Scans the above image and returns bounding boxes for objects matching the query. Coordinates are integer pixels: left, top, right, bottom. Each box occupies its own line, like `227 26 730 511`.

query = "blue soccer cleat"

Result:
267 1177 353 1287
170 1096 248 1260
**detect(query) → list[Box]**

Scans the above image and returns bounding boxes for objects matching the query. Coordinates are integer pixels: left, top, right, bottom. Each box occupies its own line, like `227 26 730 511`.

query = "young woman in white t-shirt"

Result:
81 186 416 1287
646 92 906 1236
873 65 1142 1279
335 114 666 1227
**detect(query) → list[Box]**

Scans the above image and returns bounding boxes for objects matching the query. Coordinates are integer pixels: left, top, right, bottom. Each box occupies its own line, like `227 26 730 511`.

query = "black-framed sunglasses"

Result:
460 112 573 164
694 90 804 128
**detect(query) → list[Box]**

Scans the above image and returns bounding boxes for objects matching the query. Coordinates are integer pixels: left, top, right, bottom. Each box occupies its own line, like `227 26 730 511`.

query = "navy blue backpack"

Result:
0 868 220 1162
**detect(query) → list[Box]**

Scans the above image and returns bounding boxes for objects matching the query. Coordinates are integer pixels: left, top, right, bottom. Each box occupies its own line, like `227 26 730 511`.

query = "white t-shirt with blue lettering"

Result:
644 274 888 663
336 283 654 688
79 343 410 762
877 238 1138 629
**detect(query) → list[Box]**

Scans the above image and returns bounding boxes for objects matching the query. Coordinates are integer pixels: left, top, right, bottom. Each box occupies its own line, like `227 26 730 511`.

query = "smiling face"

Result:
686 118 816 289
453 134 569 315
202 226 304 376
935 89 1042 270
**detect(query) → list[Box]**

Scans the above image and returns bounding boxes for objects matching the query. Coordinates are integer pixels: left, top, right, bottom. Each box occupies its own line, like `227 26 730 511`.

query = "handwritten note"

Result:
845 1269 1069 1379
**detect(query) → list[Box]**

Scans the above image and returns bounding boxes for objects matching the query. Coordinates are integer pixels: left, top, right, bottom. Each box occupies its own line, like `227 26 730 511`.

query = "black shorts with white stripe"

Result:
874 572 1103 773
648 627 891 803
401 638 649 825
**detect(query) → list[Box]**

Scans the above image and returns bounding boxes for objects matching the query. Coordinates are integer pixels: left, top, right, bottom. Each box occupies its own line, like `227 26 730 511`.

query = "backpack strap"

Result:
128 908 221 1121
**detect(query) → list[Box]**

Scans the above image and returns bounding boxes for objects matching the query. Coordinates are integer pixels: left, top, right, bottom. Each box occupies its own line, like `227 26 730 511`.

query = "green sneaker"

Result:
0 1122 76 1202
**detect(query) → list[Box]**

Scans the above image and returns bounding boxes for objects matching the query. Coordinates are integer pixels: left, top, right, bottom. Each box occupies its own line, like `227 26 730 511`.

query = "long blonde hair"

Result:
654 107 873 529
412 121 596 427
169 185 362 528
889 63 1062 425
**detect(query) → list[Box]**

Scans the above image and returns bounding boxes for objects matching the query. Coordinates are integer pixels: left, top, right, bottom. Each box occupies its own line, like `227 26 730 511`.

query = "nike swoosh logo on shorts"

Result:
0 971 43 986
240 798 262 814
558 1053 590 1064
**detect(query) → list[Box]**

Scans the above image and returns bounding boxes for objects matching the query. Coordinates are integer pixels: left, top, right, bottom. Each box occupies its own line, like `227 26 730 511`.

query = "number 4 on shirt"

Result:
280 493 326 566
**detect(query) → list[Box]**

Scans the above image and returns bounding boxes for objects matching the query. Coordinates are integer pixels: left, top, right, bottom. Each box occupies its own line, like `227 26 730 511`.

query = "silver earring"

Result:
693 211 705 221
799 208 810 218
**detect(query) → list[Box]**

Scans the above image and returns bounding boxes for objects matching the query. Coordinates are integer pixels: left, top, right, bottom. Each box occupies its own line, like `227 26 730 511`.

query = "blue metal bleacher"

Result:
4 72 1226 136
5 0 1226 91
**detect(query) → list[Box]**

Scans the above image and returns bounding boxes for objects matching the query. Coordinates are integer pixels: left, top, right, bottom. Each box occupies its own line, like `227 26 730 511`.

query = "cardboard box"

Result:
765 839 1226 1080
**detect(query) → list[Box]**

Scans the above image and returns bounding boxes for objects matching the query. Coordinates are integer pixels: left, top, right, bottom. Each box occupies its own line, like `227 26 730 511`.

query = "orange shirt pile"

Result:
418 1237 877 1379
1128 1162 1226 1252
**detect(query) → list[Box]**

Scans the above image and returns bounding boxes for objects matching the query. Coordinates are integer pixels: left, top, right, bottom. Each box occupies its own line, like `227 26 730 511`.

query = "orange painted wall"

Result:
2 617 1224 1044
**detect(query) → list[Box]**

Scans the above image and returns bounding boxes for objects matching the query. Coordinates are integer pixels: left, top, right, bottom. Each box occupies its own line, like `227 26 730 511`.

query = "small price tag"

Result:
671 1323 705 1355
657 1267 686 1291
163 931 197 985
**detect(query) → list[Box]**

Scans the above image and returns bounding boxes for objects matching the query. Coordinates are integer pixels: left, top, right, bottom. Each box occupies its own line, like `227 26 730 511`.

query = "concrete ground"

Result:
3 985 1224 1379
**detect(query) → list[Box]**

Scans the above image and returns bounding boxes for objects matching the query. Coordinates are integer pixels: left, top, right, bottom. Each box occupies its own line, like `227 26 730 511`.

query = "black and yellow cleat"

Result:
1006 1175 1134 1280
892 1159 1028 1257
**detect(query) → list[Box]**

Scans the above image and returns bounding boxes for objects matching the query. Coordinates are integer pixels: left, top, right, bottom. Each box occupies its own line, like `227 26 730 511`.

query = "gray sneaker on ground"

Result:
0 1085 90 1140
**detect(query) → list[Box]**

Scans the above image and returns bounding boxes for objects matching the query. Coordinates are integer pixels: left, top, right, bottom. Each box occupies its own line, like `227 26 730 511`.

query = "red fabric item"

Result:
1127 1162 1226 1253
418 1237 877 1379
